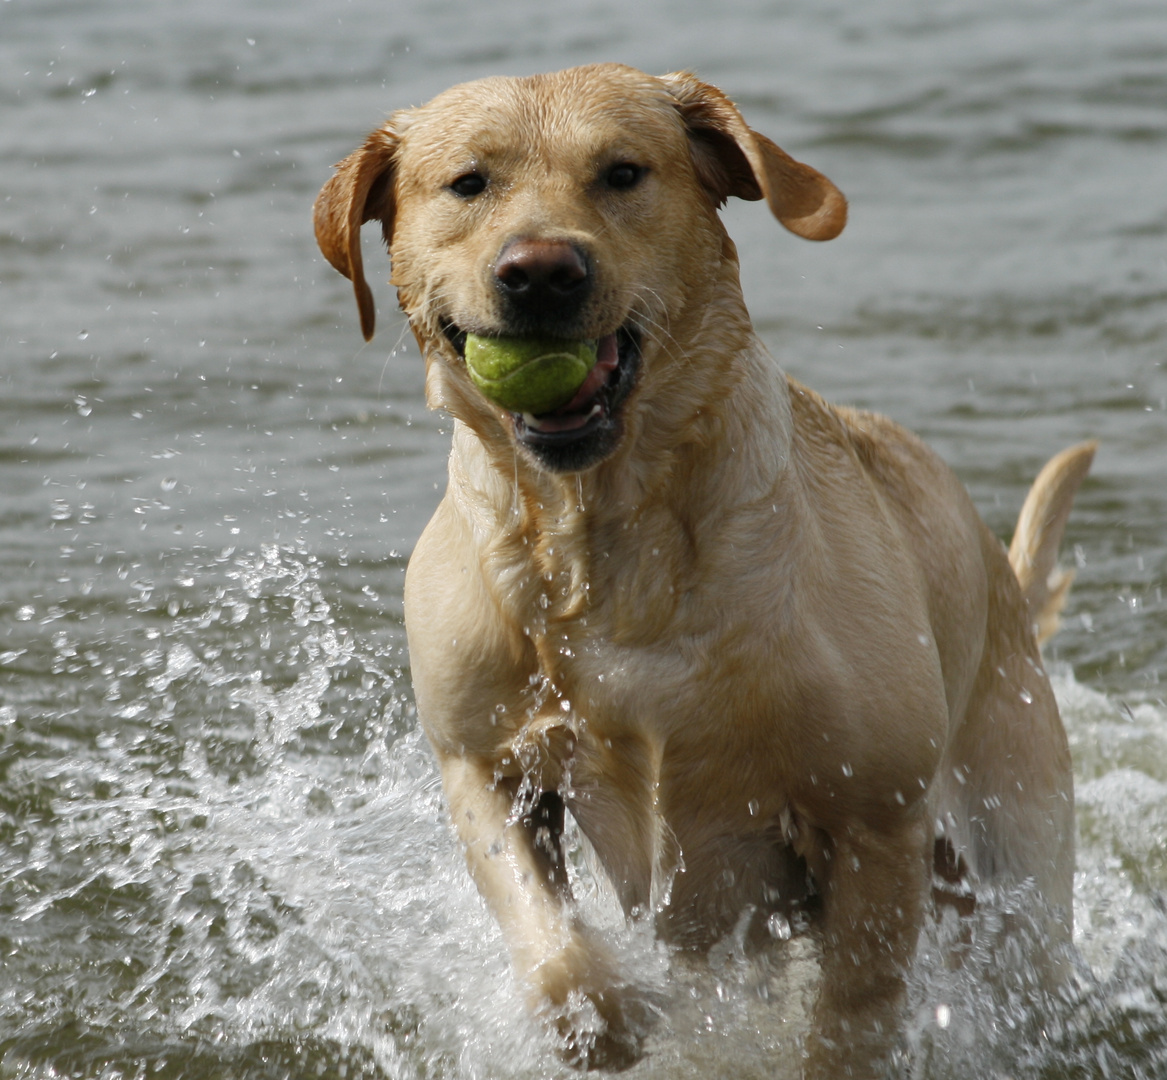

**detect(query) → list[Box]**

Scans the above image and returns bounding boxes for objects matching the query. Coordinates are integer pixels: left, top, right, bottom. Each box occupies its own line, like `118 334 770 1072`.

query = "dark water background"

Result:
2 0 1165 1076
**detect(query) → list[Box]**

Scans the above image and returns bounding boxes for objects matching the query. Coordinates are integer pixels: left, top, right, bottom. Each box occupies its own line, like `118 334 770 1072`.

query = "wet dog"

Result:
315 63 1094 1077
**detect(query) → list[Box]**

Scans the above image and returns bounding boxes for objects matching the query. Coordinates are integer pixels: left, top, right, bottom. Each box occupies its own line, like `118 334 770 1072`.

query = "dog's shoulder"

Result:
784 375 940 487
801 382 963 504
786 375 987 562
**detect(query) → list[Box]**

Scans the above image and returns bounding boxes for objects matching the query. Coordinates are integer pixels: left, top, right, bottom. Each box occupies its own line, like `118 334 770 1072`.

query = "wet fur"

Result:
315 63 1094 1077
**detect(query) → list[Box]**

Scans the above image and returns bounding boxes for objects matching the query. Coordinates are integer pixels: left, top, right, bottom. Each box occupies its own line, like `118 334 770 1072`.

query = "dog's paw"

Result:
527 938 659 1071
525 931 662 1070
549 983 658 1072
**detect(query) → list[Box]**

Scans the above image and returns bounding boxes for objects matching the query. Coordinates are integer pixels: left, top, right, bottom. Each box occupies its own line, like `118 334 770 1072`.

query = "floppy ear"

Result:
313 126 399 341
659 71 846 241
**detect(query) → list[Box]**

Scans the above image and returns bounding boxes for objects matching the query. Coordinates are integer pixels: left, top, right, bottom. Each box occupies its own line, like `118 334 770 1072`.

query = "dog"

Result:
314 63 1095 1077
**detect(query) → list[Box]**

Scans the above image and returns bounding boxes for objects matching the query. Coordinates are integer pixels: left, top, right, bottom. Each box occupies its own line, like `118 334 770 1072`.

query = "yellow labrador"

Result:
315 63 1094 1077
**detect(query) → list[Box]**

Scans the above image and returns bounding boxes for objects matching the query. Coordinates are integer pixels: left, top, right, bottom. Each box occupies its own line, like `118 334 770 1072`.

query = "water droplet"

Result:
1019 688 1033 704
841 762 853 777
16 605 34 621
767 912 792 940
161 477 177 492
936 1004 951 1029
77 329 89 340
748 798 759 816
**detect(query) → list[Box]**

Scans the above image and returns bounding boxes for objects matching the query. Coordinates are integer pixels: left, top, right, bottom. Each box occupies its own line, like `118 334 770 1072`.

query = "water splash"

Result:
2 559 1166 1078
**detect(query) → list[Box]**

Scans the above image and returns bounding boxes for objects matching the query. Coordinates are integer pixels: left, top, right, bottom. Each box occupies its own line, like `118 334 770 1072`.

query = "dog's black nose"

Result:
493 239 591 326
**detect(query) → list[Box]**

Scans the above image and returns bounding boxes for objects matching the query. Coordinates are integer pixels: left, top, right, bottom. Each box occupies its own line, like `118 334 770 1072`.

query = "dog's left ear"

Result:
660 71 846 241
313 125 400 341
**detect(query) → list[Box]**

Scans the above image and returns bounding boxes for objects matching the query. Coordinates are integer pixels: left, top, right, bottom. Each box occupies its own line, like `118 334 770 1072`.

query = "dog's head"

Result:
315 64 845 474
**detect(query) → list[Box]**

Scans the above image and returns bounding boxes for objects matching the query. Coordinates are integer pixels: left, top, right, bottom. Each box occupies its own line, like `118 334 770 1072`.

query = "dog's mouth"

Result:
442 323 641 465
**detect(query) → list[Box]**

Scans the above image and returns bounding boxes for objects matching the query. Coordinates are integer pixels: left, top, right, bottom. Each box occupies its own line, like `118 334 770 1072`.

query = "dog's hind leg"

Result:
932 444 1094 950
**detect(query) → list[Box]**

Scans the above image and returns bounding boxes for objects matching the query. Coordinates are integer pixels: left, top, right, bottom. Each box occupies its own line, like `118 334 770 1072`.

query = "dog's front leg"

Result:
805 813 930 1080
437 753 645 1067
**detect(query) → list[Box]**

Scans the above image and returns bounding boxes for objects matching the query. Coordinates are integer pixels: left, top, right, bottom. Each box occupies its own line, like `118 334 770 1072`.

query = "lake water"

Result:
2 0 1165 1076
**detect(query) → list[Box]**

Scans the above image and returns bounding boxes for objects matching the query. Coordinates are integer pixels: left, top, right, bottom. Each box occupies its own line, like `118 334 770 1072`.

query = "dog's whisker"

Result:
625 301 687 370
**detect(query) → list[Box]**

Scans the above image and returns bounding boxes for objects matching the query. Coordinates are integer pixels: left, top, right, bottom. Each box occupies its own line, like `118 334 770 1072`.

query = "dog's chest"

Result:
536 636 804 818
548 667 816 938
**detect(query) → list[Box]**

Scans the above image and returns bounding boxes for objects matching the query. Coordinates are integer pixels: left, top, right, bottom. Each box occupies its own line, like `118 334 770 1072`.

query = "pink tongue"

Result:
520 334 620 433
550 333 619 414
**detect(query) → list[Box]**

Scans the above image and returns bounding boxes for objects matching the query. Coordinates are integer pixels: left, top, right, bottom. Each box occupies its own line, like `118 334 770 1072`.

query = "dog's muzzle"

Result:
443 323 641 473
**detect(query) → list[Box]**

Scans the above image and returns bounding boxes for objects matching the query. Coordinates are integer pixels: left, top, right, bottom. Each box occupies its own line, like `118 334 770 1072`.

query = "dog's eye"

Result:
449 172 487 198
604 163 645 191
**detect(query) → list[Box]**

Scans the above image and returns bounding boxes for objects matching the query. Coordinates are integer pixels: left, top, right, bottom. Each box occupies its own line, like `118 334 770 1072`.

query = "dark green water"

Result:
2 0 1165 1076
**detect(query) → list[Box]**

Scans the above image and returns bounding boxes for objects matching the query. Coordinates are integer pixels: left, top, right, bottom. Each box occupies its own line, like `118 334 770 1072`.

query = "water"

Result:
2 0 1165 1076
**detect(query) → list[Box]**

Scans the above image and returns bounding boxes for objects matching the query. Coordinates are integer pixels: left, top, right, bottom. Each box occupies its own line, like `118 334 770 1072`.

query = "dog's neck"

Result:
442 312 798 642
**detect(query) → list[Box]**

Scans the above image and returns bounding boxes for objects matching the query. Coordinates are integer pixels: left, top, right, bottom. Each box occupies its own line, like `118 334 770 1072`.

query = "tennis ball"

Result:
464 334 597 415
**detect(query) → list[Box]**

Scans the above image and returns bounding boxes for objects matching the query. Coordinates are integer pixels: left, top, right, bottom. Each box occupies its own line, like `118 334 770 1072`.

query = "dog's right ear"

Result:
660 71 846 242
313 126 399 341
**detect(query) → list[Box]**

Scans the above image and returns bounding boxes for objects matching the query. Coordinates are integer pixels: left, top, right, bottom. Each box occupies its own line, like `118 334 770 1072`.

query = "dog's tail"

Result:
1008 440 1097 646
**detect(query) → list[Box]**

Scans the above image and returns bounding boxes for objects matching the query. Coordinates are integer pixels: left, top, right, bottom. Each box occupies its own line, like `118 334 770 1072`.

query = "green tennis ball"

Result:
464 334 597 415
